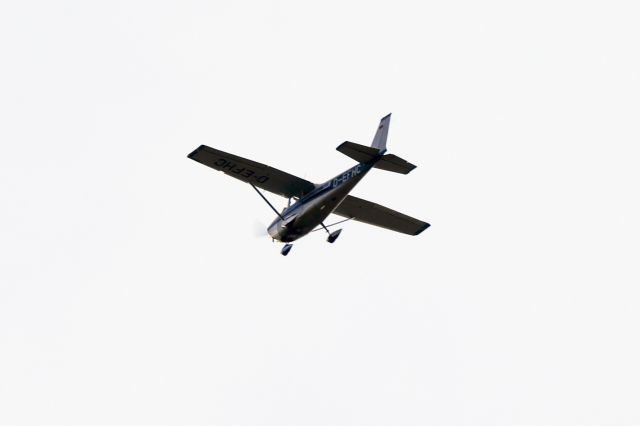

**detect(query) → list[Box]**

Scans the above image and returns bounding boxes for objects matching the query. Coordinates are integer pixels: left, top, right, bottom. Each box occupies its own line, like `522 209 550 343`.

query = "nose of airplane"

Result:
267 215 297 241
267 222 280 240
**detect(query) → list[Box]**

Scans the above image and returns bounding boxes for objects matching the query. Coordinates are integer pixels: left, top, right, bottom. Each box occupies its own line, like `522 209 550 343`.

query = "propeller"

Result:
252 219 269 238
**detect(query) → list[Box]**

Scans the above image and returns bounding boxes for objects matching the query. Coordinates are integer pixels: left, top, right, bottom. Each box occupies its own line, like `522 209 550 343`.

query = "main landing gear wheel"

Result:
327 229 342 243
281 243 293 256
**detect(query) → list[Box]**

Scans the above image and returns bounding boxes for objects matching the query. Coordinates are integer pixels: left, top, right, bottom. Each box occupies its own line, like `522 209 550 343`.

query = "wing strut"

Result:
312 217 353 232
251 184 285 220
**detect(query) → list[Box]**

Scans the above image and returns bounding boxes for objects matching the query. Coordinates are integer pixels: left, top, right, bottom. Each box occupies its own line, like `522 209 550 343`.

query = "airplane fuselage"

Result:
267 158 380 242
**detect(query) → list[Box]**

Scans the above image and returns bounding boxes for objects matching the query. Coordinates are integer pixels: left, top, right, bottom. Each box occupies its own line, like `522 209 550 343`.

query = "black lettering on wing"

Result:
242 169 255 178
214 158 227 167
256 176 269 184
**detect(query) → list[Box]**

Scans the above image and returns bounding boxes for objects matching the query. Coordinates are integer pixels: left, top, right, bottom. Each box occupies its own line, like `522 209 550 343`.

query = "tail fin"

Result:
371 113 391 152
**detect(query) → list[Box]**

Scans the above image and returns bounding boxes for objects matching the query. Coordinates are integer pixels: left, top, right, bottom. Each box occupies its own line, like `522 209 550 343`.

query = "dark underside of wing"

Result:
333 195 430 236
188 145 315 198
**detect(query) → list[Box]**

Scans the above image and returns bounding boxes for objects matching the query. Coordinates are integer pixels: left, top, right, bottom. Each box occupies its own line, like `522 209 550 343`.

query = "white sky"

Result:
1 1 639 425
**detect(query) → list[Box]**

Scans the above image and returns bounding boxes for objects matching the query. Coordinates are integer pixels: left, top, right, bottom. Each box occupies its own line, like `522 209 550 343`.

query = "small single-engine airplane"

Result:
188 114 430 255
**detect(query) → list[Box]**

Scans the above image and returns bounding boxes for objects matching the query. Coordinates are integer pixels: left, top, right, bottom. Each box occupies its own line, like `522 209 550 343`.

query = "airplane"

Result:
188 114 430 255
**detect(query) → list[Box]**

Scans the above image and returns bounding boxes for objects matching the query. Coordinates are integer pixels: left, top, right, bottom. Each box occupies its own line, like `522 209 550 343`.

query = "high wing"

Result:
333 195 430 235
188 145 315 198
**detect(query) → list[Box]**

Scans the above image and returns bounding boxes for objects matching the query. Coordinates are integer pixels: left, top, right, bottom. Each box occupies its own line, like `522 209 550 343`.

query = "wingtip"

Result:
414 222 431 235
336 141 349 151
187 145 204 159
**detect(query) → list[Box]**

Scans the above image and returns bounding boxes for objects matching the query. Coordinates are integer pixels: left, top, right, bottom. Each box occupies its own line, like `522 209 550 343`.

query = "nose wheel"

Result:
327 229 342 243
281 243 293 256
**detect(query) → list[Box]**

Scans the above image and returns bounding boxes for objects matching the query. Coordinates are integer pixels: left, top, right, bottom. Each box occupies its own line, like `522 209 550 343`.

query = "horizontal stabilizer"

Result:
336 142 416 174
336 141 380 163
375 154 416 174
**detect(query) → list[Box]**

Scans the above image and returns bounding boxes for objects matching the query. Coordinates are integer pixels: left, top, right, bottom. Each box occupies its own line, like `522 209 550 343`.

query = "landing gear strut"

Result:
281 243 293 256
319 221 342 244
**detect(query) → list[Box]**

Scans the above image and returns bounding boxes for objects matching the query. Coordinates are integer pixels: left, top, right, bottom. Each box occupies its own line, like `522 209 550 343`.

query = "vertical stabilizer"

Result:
371 113 391 152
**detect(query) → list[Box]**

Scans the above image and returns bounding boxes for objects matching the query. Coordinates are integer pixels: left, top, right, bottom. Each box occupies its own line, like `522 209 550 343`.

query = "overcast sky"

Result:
1 1 639 425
